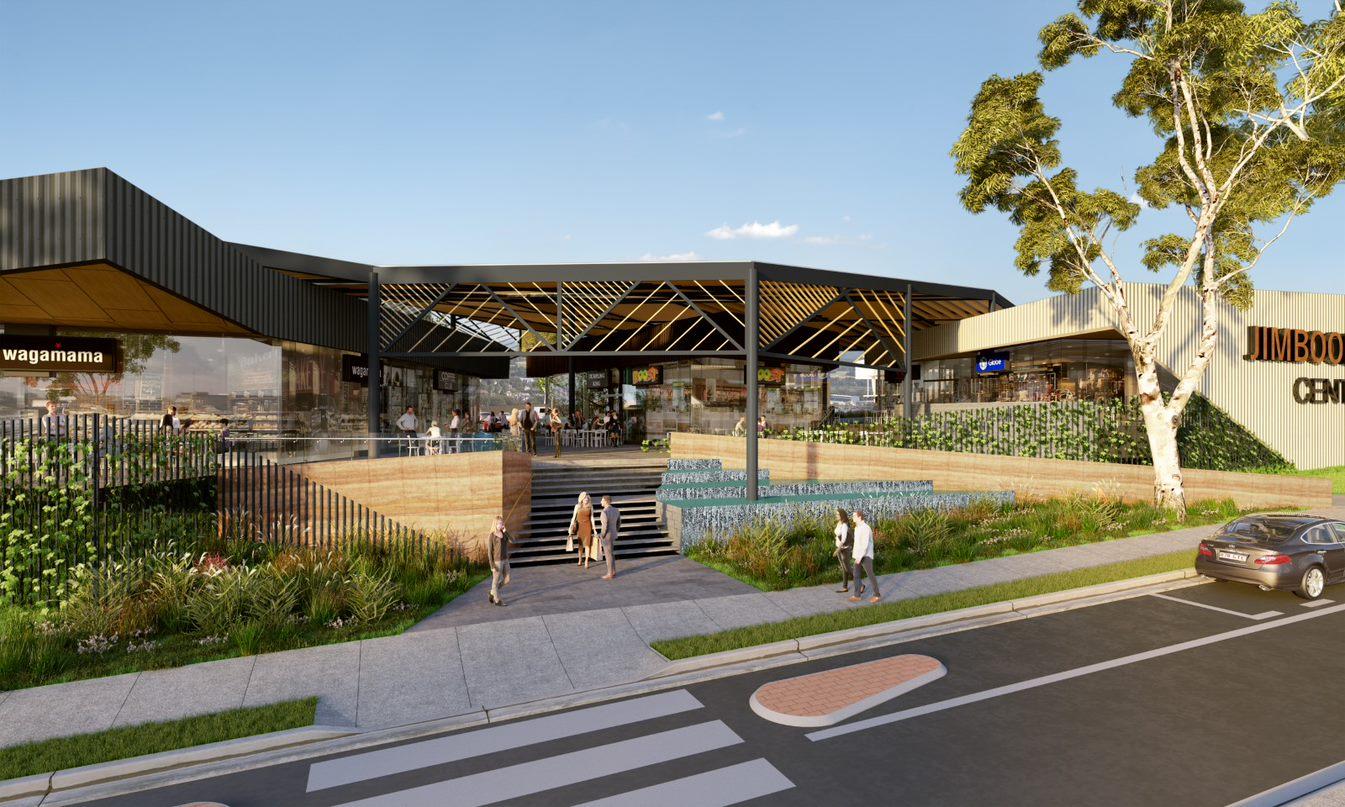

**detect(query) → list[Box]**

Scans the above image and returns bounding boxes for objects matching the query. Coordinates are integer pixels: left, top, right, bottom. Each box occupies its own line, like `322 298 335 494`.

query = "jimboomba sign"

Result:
1244 326 1345 365
0 335 121 373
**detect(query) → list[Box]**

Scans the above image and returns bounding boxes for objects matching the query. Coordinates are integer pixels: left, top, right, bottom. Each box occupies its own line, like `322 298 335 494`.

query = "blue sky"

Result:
3 0 1340 305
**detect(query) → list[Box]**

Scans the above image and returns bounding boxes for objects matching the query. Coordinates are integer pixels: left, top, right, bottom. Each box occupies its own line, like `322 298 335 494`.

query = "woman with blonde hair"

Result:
508 407 521 449
567 491 596 569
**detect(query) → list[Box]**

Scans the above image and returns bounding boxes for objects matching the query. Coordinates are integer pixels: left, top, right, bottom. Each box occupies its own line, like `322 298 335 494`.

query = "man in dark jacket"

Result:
599 495 621 580
520 401 538 455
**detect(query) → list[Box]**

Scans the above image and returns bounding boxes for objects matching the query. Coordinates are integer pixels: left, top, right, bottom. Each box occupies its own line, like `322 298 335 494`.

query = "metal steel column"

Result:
367 271 382 457
902 282 914 419
745 265 760 501
567 357 576 417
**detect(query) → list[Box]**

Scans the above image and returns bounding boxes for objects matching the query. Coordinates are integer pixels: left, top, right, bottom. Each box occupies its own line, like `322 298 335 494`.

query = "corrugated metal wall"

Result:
0 168 369 354
0 169 107 270
914 283 1345 470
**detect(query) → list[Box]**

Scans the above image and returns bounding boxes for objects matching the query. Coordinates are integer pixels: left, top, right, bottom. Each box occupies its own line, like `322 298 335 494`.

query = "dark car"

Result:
1196 514 1345 599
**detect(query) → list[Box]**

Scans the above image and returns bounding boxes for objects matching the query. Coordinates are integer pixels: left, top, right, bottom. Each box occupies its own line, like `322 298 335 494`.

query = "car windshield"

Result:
1221 518 1304 542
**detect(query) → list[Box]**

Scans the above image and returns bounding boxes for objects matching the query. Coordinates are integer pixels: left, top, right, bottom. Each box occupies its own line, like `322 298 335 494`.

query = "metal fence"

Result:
0 416 462 606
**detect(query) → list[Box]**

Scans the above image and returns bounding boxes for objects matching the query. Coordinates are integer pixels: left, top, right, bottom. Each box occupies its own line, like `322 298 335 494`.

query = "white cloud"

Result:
562 234 573 241
1128 192 1150 209
706 111 725 121
802 232 877 247
706 220 799 240
715 127 747 139
639 251 702 262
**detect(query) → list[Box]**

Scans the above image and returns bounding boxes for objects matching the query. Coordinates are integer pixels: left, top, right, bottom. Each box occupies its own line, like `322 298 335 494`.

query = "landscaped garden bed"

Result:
0 541 484 692
685 494 1255 591
654 551 1195 659
0 697 319 781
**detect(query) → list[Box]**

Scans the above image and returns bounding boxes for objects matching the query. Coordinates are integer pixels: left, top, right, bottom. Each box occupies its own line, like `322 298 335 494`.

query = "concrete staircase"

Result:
510 455 677 566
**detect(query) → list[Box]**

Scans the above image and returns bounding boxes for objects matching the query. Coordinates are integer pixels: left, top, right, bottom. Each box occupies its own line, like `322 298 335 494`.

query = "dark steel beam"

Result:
746 264 760 502
903 282 914 419
367 272 382 450
382 283 457 352
370 261 754 286
484 287 557 351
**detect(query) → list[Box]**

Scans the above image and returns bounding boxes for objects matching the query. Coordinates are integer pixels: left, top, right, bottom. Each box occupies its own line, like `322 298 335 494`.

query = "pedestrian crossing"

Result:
307 689 793 806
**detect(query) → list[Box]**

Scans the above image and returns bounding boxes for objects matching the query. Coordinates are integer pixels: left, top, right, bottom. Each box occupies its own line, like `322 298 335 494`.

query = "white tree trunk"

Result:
1134 356 1187 517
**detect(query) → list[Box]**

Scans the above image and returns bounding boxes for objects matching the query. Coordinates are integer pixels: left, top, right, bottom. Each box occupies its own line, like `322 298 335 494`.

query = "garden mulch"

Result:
7 510 1339 751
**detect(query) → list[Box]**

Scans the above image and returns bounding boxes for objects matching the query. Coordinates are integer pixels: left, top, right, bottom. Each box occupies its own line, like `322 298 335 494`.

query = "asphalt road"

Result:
78 581 1345 807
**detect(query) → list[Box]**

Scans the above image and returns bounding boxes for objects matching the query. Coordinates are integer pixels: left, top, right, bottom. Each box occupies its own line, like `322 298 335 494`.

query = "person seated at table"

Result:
425 420 442 455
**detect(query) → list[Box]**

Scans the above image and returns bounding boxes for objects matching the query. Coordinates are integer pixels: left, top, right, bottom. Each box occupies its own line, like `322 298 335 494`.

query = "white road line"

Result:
1149 592 1282 620
1301 598 1336 609
574 758 794 807
307 689 702 792
807 601 1345 743
330 720 742 807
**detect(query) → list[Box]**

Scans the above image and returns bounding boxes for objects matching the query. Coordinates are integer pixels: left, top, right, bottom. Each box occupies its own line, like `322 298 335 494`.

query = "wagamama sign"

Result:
0 336 121 373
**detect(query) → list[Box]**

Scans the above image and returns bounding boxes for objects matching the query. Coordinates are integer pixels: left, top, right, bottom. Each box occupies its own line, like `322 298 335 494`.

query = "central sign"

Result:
0 335 121 373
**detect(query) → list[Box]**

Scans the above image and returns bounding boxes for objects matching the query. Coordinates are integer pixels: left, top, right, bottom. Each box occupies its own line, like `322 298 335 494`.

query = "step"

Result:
510 536 674 556
509 547 680 566
515 528 670 546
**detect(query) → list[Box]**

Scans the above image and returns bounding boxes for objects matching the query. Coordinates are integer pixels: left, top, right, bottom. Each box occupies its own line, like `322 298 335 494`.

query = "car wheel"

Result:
1294 566 1326 600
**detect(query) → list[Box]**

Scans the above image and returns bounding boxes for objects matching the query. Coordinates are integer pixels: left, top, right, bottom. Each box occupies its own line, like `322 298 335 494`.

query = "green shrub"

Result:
184 568 251 635
246 570 300 628
229 620 266 655
0 609 70 682
306 589 341 626
348 564 398 624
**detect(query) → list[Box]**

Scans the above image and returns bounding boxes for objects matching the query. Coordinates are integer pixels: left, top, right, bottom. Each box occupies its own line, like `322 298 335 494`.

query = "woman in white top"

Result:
448 409 461 453
425 421 442 455
832 508 856 594
848 509 881 604
508 407 521 449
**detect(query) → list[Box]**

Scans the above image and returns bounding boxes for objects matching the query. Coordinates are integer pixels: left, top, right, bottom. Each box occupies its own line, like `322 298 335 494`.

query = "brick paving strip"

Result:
4 507 1342 750
749 655 945 728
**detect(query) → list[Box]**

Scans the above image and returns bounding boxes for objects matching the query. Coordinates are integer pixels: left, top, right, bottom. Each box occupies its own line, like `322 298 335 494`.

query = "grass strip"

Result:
651 551 1193 660
0 697 318 782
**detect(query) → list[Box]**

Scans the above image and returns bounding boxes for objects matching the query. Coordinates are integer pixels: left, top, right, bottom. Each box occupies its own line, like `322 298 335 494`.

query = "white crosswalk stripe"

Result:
329 720 744 807
307 689 703 792
574 758 794 807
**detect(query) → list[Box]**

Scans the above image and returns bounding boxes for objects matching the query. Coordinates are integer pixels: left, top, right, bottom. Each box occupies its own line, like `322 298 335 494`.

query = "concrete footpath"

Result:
3 510 1338 750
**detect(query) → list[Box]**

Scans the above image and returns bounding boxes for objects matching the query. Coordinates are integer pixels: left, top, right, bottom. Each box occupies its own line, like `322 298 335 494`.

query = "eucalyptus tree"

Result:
953 0 1345 515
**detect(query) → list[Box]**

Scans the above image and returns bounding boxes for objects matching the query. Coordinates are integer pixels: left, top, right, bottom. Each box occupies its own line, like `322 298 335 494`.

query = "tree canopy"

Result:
952 0 1345 311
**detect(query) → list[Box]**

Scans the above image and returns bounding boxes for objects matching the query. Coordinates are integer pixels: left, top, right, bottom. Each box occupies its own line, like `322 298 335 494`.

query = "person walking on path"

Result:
487 515 511 606
599 494 621 580
567 491 595 569
833 507 856 594
849 509 881 604
448 409 461 453
549 408 565 457
520 401 538 455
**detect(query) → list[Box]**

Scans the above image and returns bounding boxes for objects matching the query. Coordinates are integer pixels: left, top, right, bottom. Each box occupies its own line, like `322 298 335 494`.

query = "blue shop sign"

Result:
975 352 1010 375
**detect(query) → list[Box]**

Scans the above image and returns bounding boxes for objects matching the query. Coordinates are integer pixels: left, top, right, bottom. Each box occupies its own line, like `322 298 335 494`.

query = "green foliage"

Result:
687 494 1249 592
348 563 398 624
772 396 1290 472
0 697 317 781
0 542 485 691
655 551 1197 660
954 1 1345 302
229 620 266 655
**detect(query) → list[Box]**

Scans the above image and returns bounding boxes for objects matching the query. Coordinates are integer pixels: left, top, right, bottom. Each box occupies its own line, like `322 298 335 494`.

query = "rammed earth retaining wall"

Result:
669 433 1332 509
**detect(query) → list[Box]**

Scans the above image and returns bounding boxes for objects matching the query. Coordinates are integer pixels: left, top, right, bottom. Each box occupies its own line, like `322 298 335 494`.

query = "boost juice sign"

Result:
0 335 120 373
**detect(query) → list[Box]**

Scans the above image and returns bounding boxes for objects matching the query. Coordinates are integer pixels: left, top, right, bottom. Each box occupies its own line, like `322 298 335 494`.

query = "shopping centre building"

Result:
2 168 1342 470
